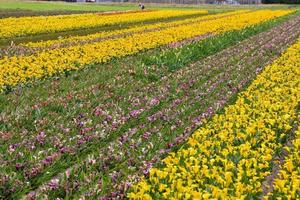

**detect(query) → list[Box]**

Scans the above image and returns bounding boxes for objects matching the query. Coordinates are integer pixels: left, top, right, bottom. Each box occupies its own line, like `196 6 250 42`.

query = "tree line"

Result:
262 0 300 3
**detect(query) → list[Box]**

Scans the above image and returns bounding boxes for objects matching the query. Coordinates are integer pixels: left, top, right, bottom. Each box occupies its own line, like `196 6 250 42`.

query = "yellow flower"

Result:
0 10 293 91
0 10 207 38
129 36 300 198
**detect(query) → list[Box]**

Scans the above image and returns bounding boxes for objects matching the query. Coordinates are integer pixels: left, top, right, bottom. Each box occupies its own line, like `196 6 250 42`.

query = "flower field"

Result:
0 6 300 200
0 10 293 92
129 35 300 200
21 10 246 49
0 10 207 39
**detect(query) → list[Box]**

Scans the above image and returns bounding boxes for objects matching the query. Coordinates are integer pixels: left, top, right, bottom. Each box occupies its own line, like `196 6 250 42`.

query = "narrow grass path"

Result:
0 1 139 12
0 9 98 19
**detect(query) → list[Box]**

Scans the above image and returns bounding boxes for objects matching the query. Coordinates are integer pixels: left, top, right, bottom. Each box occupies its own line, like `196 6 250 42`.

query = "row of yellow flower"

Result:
0 10 292 91
266 128 300 198
128 37 300 199
0 10 206 39
22 10 247 49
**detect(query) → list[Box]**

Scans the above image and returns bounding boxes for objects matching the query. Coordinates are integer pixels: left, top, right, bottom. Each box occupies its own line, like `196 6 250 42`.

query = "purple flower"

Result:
147 115 155 122
48 179 59 190
149 97 160 106
106 115 113 122
42 153 59 166
142 132 151 140
167 143 174 148
93 107 104 116
111 172 118 183
89 158 96 165
28 192 35 200
15 163 24 171
36 131 46 145
65 169 71 178
159 149 166 154
8 144 17 153
129 109 143 118
81 127 92 134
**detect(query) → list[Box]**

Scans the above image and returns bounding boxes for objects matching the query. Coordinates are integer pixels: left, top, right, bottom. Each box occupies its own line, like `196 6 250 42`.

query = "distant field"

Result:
0 0 141 17
0 1 207 18
0 0 298 15
0 1 138 11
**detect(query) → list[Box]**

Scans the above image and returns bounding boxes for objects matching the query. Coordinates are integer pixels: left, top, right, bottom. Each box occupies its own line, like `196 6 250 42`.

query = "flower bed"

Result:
129 36 300 199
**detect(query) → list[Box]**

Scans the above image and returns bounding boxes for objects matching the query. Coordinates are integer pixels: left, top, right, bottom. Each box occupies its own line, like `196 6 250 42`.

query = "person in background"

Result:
139 3 145 10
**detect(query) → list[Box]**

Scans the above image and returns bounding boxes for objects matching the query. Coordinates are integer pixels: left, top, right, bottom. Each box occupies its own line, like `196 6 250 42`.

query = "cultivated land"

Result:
0 0 137 12
0 0 297 17
0 1 300 199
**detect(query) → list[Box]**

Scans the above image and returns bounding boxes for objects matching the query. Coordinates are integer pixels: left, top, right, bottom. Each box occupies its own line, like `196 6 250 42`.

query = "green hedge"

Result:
262 0 300 3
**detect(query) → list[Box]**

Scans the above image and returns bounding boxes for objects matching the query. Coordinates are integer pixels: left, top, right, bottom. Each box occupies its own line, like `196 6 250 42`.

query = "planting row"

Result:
0 10 206 39
0 10 247 58
20 10 246 50
0 9 292 92
129 35 300 199
268 126 300 199
4 15 299 199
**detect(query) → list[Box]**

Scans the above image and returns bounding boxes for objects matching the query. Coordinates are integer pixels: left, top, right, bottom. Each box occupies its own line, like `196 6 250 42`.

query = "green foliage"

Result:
262 0 300 4
141 13 292 72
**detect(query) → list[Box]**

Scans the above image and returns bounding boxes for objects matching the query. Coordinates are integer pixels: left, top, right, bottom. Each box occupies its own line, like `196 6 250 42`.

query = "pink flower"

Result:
28 191 35 200
36 131 46 145
8 144 16 153
48 179 59 190
129 109 143 118
149 97 160 106
65 169 71 178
